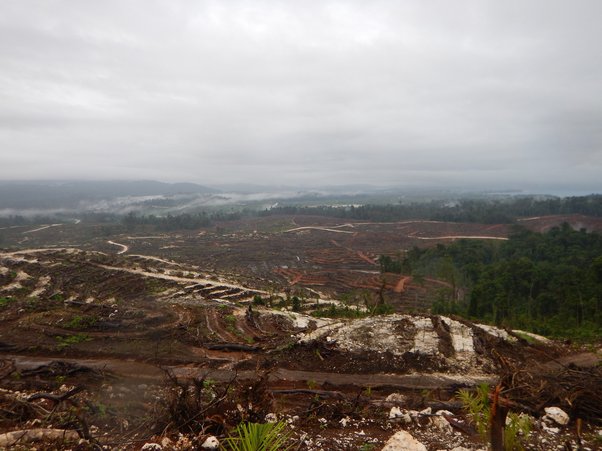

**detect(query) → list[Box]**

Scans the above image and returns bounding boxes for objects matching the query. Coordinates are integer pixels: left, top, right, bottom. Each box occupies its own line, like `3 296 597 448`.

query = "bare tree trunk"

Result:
490 384 508 451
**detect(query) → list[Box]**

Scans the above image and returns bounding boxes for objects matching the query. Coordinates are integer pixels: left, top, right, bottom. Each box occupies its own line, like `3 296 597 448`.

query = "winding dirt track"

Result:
394 276 412 293
107 241 129 254
22 224 63 234
285 226 354 234
414 236 508 241
94 263 268 295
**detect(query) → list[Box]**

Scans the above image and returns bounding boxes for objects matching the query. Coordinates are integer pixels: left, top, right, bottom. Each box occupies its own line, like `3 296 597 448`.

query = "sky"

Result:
1 0 601 193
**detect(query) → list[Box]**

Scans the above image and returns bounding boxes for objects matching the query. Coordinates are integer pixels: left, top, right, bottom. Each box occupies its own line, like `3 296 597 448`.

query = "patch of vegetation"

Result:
457 384 490 439
291 296 302 312
64 315 98 330
457 384 531 450
378 254 406 274
311 304 369 319
145 279 167 294
224 314 241 335
252 294 266 306
512 331 540 344
359 444 376 451
0 296 14 307
261 194 602 223
55 333 91 350
49 293 64 302
406 225 602 340
222 421 291 451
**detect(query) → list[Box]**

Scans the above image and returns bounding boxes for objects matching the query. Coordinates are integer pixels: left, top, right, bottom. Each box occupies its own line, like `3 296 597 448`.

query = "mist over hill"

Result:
0 180 218 213
0 179 597 219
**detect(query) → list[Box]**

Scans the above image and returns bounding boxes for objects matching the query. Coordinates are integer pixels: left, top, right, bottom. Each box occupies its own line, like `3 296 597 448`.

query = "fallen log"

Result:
0 359 15 379
21 361 101 378
205 343 260 352
271 389 346 399
27 386 84 405
0 428 79 447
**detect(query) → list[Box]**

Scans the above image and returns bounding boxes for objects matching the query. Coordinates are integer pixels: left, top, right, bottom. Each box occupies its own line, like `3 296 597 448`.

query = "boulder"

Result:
431 416 452 434
381 430 427 451
386 393 408 404
543 406 569 426
201 436 219 450
389 407 412 424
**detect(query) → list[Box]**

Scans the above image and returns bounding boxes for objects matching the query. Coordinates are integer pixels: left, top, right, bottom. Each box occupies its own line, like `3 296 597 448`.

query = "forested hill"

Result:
263 194 602 223
403 224 602 340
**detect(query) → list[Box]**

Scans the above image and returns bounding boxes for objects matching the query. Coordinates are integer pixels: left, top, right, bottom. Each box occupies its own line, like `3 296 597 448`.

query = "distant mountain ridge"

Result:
0 180 218 209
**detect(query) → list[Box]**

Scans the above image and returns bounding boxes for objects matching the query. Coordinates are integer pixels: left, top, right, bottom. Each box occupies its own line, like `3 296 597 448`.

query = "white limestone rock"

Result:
389 407 412 424
264 412 278 423
431 410 454 433
141 444 162 451
543 406 569 426
381 430 427 451
201 435 219 450
386 393 408 404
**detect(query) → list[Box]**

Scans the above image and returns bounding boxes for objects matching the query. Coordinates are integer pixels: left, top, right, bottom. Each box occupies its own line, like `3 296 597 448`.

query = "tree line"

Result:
260 194 602 223
400 225 602 340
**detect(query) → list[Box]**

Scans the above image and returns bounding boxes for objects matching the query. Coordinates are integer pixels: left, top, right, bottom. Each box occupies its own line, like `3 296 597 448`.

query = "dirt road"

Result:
107 240 129 254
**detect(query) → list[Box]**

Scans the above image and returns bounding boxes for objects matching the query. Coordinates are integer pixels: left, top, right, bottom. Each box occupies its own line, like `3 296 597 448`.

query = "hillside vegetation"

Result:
402 224 602 340
263 194 602 223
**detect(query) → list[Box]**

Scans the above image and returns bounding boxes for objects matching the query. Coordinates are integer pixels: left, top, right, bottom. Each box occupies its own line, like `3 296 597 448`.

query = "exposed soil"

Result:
0 215 601 450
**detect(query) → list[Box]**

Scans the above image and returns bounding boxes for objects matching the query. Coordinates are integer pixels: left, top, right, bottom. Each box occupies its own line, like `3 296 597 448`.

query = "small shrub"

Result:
504 412 532 451
222 421 291 451
252 295 265 306
0 296 14 307
311 304 368 319
457 384 532 450
371 303 395 315
456 384 490 440
291 296 301 312
55 333 91 350
65 315 97 330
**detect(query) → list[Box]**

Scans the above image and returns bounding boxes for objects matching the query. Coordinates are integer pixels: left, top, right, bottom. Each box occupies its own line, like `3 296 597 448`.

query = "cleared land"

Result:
0 214 600 449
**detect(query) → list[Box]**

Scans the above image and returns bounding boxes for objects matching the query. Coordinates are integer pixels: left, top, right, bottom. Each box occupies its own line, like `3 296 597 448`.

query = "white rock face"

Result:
475 324 517 342
543 407 570 426
410 317 440 354
440 316 475 356
381 430 427 451
201 436 219 450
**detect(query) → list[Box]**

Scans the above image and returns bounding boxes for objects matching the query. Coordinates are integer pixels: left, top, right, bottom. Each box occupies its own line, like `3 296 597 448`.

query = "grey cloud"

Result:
0 0 601 192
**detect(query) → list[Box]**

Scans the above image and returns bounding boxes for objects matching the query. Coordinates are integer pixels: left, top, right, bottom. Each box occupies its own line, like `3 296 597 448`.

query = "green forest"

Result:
400 225 602 340
263 194 602 223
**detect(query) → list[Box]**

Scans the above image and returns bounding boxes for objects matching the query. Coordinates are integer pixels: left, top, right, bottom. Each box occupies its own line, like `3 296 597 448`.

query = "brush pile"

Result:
500 354 602 424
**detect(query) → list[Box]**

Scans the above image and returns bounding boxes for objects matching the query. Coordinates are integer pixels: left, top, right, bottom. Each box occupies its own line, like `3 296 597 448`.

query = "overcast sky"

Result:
1 1 601 193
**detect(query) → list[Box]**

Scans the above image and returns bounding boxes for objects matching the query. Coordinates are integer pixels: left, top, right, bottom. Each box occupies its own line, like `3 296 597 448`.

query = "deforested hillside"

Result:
0 243 600 450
